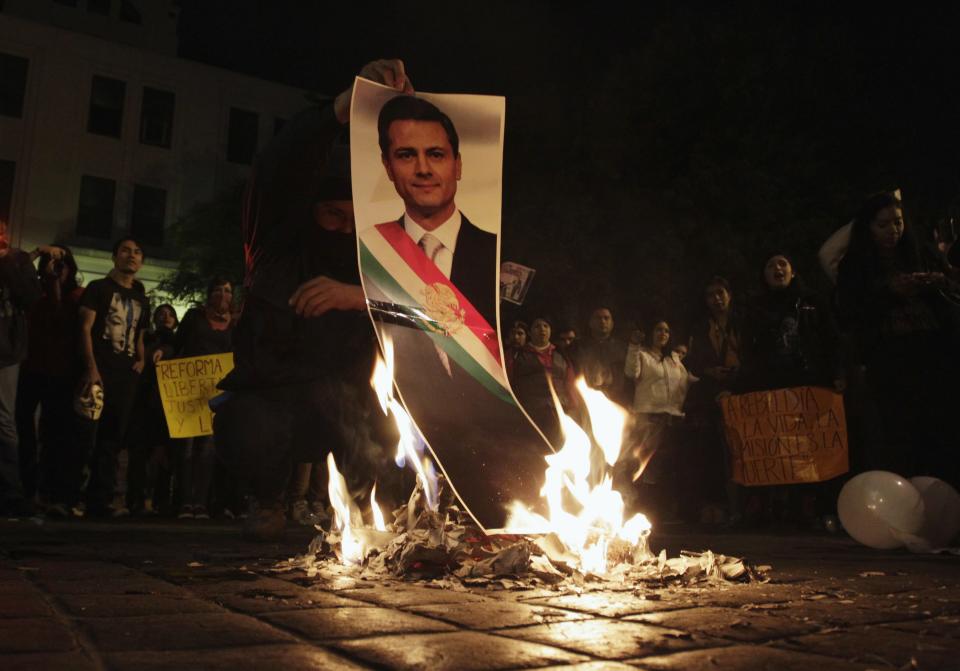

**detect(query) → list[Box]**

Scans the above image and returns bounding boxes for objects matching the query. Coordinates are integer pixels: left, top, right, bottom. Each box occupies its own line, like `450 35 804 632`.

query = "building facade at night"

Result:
0 0 311 297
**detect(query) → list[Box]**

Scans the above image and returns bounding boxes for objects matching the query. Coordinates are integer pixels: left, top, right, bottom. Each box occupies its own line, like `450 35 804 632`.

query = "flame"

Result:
371 339 393 415
323 336 446 566
576 378 628 467
370 336 438 509
326 452 363 563
370 483 387 532
506 377 651 574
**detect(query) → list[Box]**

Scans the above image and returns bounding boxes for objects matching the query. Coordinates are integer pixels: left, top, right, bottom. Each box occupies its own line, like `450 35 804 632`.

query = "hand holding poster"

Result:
156 353 234 438
721 386 849 486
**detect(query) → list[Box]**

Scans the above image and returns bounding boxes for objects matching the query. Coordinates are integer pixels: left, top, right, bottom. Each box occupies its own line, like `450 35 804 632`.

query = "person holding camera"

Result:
838 192 960 487
0 222 42 516
16 245 83 516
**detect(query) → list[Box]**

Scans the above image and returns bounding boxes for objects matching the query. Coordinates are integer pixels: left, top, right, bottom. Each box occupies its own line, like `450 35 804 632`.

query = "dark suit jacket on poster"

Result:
365 213 551 530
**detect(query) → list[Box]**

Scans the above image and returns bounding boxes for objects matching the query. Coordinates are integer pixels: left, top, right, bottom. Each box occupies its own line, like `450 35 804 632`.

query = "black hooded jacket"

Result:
221 106 375 390
738 278 841 392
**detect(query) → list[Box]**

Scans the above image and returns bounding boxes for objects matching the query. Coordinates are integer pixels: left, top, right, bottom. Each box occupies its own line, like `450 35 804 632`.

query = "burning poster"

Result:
721 386 849 486
350 78 552 532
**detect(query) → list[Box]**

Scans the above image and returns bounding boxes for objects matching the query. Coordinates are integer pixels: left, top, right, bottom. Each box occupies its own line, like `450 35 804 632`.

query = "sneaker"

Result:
288 499 313 525
177 505 195 520
193 506 210 520
242 502 286 542
111 505 130 518
45 503 71 520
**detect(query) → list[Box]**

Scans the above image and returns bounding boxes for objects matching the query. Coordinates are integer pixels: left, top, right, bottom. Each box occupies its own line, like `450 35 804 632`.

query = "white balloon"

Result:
910 476 960 547
837 471 925 549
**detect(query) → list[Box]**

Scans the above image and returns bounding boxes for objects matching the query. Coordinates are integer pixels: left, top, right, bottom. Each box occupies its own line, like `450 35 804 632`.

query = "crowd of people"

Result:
0 233 288 523
0 188 956 536
1 57 956 540
505 191 960 528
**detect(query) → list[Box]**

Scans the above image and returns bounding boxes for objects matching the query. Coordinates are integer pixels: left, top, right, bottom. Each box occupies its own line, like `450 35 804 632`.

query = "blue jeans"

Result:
0 363 25 505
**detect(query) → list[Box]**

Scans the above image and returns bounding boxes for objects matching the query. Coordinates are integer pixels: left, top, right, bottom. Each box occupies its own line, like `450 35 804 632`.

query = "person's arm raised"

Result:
333 58 414 124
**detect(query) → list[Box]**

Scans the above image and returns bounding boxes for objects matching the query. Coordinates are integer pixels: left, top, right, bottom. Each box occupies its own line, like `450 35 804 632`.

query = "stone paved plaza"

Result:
1 519 958 670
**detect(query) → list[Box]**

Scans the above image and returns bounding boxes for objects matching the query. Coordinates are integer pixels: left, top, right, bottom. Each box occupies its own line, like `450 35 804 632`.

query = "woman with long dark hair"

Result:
17 245 83 516
506 317 577 447
124 303 179 516
683 276 742 523
737 254 844 527
740 253 843 393
175 277 234 519
837 192 959 485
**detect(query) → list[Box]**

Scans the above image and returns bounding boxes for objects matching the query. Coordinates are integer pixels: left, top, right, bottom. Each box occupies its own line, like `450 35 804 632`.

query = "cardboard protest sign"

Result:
351 78 553 532
156 353 234 438
721 386 849 486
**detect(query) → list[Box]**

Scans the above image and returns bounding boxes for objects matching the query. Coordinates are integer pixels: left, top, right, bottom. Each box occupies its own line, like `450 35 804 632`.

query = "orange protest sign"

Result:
721 386 848 486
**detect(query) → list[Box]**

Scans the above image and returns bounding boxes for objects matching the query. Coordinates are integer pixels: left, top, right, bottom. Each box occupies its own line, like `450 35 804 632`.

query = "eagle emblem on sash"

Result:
423 282 466 335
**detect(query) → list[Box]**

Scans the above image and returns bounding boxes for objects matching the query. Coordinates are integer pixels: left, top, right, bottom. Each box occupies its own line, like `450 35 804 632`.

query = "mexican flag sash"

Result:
359 221 514 404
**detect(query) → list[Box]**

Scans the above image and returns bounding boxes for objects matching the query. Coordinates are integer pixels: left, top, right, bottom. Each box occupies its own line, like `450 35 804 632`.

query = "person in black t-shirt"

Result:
77 237 150 517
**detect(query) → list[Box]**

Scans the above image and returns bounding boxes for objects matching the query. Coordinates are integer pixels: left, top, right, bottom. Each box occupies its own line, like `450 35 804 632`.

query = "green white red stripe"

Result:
359 223 514 404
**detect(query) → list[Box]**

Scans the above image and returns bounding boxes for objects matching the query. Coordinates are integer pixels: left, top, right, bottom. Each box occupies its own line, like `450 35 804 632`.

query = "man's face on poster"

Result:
382 120 462 221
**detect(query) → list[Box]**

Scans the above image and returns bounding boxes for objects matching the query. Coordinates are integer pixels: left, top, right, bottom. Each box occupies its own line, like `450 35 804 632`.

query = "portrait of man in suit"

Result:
376 95 497 329
353 84 551 530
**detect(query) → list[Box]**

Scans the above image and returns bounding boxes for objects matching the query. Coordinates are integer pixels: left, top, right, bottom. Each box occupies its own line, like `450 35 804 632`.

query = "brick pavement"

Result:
1 519 958 670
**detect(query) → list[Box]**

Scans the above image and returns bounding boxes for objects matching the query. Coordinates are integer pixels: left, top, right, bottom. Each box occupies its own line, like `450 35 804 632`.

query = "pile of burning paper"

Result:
277 339 767 590
281 475 765 591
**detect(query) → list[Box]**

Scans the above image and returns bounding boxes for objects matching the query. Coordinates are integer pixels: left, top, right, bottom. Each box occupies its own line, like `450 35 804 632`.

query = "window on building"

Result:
119 0 141 23
0 52 29 118
273 117 287 136
86 0 110 15
87 75 125 137
76 175 116 239
0 161 15 227
139 87 174 148
130 184 166 246
227 107 258 164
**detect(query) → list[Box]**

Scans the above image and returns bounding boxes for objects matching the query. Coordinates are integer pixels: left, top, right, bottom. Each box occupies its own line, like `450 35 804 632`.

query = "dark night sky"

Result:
175 1 960 328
